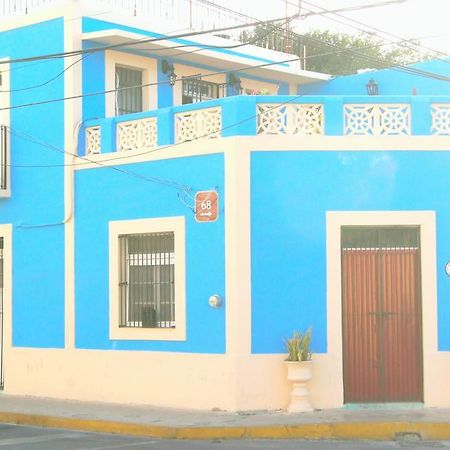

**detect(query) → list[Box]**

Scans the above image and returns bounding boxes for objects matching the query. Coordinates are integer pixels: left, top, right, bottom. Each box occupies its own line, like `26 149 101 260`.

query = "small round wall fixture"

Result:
446 262 450 277
208 294 223 308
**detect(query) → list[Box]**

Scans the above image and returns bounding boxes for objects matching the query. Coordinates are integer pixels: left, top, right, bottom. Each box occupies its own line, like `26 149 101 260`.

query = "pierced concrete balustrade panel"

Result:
257 103 324 135
344 104 411 136
175 107 222 144
431 104 450 135
117 117 158 152
85 126 101 155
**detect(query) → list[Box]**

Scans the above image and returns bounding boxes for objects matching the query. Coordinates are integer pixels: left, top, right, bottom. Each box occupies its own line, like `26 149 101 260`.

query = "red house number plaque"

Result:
195 191 219 222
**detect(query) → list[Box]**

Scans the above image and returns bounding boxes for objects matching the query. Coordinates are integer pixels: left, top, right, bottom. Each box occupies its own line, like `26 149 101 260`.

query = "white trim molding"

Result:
109 216 186 341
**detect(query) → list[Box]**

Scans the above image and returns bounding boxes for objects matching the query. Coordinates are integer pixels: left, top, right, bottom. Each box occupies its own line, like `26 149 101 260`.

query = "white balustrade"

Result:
257 104 324 135
85 126 101 155
175 107 221 143
344 104 411 136
117 117 158 152
431 104 450 135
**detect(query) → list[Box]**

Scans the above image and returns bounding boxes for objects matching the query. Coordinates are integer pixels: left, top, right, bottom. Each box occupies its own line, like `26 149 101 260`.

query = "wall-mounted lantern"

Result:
228 73 243 94
365 78 379 96
161 59 177 86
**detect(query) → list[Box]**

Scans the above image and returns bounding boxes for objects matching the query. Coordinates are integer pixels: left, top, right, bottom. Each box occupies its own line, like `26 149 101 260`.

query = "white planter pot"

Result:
284 360 313 413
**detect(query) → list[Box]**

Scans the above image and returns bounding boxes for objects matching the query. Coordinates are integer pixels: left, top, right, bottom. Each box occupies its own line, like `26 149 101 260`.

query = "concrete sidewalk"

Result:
0 394 450 440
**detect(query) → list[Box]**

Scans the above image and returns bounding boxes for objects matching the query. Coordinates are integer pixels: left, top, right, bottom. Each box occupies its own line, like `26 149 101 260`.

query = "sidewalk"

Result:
1 394 450 440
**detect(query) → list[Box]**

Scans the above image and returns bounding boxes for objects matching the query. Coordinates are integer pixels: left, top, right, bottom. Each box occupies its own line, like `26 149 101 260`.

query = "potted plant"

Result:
284 328 313 413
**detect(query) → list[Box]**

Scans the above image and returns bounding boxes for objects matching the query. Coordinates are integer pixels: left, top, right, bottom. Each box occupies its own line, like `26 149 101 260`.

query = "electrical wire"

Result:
1 0 445 96
2 40 450 113
0 55 302 111
0 13 300 93
7 125 192 191
0 13 300 67
3 89 323 169
231 3 450 80
297 0 450 63
0 0 413 68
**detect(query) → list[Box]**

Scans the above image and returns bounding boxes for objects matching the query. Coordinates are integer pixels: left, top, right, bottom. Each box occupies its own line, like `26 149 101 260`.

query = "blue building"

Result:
0 0 450 411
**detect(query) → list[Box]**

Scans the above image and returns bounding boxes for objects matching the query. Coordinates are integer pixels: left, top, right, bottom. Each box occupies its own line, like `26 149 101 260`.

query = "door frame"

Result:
326 211 437 406
0 224 12 390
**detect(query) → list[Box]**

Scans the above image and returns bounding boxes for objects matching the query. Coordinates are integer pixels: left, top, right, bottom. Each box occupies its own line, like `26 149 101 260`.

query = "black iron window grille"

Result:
119 232 175 328
115 66 143 116
0 126 7 191
182 75 226 104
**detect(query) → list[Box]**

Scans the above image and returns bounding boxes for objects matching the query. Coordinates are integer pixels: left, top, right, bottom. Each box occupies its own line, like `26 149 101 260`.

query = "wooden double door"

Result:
341 226 423 403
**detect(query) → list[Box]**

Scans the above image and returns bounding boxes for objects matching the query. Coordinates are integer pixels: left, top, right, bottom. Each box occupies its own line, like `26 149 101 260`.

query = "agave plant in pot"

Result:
284 328 313 413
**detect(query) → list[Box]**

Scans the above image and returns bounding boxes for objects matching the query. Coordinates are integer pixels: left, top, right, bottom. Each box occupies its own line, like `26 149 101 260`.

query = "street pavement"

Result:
2 423 450 449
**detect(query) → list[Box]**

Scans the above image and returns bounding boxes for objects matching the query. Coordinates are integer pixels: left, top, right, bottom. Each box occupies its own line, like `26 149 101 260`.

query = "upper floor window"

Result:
115 66 143 116
182 76 226 105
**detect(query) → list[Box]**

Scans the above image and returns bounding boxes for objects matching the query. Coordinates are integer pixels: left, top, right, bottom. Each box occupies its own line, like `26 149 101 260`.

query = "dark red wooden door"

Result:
341 227 423 403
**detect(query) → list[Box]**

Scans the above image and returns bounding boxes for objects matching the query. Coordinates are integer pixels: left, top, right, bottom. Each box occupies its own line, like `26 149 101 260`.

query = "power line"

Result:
0 13 300 67
228 1 450 80
0 13 300 94
0 56 302 111
2 34 450 113
194 0 450 81
0 1 410 68
1 10 450 104
297 0 449 63
0 0 448 110
4 90 321 169
8 125 192 191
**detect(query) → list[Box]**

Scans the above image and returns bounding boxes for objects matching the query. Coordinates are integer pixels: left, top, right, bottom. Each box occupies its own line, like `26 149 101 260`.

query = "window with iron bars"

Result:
182 76 226 104
119 232 175 328
115 66 143 116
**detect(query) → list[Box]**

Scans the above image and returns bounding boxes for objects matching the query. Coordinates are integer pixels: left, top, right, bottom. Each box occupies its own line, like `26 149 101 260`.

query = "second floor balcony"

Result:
82 95 450 157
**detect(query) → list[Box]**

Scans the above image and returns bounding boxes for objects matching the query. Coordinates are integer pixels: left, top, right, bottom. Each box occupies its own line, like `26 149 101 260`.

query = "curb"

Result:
1 412 450 440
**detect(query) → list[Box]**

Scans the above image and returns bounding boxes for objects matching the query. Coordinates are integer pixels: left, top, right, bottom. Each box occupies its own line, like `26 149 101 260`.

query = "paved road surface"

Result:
1 424 450 449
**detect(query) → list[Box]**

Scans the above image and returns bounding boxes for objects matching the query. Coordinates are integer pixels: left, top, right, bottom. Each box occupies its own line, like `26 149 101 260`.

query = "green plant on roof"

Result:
285 328 312 362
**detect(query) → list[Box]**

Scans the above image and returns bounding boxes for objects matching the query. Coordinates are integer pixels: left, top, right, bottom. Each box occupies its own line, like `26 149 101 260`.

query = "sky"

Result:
221 0 450 55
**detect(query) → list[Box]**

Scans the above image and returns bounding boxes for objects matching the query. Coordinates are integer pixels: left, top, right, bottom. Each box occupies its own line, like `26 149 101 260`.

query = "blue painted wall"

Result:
157 59 173 109
0 18 66 348
82 42 106 121
75 153 226 352
251 150 450 354
302 59 450 96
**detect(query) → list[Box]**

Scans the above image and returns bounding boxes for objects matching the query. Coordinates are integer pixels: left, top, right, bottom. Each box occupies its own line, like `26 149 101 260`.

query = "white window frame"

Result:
105 50 157 118
109 216 186 341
